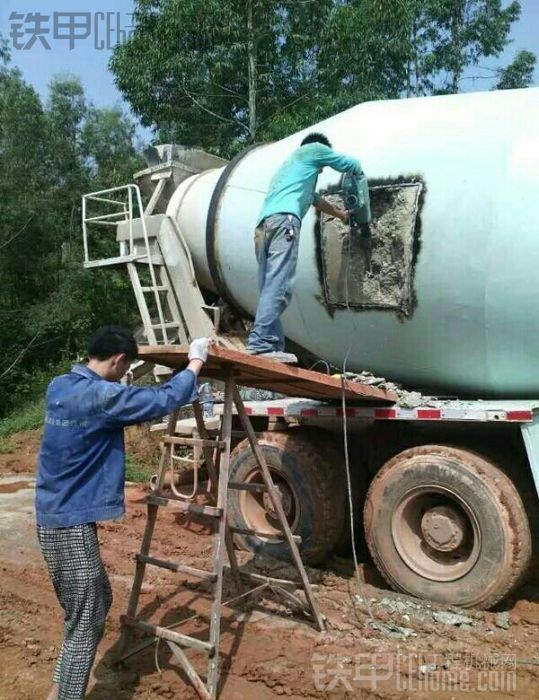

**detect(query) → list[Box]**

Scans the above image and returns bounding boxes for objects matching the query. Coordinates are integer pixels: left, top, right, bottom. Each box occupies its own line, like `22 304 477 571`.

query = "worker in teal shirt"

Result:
247 132 363 362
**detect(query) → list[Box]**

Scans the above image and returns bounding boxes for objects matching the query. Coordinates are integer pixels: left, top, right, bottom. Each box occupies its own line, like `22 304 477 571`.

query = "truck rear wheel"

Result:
364 445 531 609
228 429 345 565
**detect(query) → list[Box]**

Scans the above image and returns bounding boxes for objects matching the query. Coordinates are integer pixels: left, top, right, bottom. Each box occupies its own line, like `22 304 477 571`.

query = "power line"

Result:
0 332 40 382
0 215 34 251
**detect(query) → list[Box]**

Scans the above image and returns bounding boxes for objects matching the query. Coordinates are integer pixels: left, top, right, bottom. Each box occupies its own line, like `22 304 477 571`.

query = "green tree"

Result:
425 0 521 94
82 107 143 188
0 35 9 68
0 68 49 307
496 49 536 89
111 0 332 155
0 56 144 416
111 0 419 153
111 0 533 156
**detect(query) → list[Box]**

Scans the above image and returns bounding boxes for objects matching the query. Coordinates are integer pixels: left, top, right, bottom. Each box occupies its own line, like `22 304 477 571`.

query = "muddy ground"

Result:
0 428 538 700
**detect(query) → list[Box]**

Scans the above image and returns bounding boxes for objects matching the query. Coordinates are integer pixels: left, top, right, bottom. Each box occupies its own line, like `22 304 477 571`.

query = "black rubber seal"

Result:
206 143 268 318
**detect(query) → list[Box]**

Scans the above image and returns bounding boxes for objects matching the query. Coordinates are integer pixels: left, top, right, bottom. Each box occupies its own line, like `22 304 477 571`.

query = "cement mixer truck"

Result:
82 88 539 609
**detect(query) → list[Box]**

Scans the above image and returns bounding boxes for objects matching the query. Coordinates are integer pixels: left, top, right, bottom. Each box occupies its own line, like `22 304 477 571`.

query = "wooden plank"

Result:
167 641 212 700
136 554 217 581
162 435 226 449
137 345 397 403
192 362 375 401
222 566 307 589
121 616 213 654
146 494 222 517
233 387 325 632
118 502 159 657
228 481 267 493
229 526 301 543
207 372 236 695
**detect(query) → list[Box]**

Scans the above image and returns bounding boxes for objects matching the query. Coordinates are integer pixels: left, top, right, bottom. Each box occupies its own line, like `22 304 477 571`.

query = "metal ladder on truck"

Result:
118 369 324 700
82 167 242 371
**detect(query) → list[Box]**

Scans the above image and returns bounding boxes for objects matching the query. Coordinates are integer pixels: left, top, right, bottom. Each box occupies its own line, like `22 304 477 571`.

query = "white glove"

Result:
188 338 211 363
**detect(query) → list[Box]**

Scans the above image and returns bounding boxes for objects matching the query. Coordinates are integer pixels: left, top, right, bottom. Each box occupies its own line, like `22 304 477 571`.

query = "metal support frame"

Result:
83 184 172 343
119 369 323 700
82 179 247 356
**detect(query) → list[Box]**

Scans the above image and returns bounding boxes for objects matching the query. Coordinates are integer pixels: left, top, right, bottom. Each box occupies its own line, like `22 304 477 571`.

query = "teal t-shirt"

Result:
258 143 362 225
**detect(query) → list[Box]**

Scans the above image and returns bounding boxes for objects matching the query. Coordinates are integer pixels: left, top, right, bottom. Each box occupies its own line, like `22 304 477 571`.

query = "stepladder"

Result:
119 370 325 700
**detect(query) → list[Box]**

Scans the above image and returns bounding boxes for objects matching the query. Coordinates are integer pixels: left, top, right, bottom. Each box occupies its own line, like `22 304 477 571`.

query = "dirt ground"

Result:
0 429 538 700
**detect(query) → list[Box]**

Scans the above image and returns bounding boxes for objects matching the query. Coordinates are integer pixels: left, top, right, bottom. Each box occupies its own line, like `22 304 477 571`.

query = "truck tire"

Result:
228 429 346 565
364 445 531 609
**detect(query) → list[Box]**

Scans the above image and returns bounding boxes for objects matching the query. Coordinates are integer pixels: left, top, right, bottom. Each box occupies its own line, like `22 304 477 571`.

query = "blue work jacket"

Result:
35 363 198 528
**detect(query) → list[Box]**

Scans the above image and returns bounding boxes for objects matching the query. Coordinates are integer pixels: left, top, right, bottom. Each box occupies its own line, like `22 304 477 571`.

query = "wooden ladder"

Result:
119 370 324 700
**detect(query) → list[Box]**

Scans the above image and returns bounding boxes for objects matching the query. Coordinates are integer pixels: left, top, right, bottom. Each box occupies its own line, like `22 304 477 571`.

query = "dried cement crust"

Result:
320 184 421 314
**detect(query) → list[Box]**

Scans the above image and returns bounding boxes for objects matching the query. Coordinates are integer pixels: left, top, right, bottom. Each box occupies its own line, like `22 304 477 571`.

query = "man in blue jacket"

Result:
246 132 365 362
35 326 210 700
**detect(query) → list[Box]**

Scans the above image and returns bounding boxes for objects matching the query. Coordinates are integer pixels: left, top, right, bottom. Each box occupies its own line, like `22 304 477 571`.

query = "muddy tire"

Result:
228 429 346 565
364 445 532 609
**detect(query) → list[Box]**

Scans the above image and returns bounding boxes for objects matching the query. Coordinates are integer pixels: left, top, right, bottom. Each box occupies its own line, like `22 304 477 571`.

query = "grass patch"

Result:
0 360 71 439
125 454 154 484
0 396 45 440
0 438 15 454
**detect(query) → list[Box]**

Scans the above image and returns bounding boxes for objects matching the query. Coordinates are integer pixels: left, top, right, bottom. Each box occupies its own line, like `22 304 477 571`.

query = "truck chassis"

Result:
214 397 539 609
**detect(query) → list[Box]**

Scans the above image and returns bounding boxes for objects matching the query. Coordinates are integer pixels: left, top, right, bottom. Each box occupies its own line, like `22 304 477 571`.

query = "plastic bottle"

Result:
198 382 214 418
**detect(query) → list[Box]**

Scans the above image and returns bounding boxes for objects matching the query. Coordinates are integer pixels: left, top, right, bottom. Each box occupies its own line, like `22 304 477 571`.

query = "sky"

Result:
0 0 153 140
1 0 538 146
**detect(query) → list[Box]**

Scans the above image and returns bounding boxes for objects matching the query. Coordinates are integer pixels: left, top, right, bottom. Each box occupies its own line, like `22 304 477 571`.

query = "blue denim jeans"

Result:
247 213 301 353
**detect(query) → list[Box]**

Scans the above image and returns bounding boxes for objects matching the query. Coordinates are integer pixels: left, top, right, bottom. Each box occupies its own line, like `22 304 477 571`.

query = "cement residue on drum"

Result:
319 183 421 315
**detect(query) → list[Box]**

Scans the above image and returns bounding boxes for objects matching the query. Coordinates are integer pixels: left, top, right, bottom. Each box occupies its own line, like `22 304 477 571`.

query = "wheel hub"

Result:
421 505 466 552
238 467 300 540
391 485 481 582
263 483 293 518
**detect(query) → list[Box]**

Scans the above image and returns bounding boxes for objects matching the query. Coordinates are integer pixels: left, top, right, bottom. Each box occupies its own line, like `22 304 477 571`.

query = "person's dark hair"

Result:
301 132 332 148
88 325 138 361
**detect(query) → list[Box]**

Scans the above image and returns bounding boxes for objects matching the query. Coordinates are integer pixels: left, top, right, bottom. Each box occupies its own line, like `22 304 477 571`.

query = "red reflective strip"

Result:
300 409 320 417
506 410 534 422
267 407 285 416
245 407 253 416
417 409 442 420
336 407 358 417
374 408 397 419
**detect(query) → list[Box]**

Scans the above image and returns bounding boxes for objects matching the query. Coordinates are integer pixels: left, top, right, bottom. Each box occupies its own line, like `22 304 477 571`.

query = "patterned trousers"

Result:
37 523 113 700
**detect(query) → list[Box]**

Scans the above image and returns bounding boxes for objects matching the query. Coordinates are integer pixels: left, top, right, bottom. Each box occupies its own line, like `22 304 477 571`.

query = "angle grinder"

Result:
341 172 373 273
